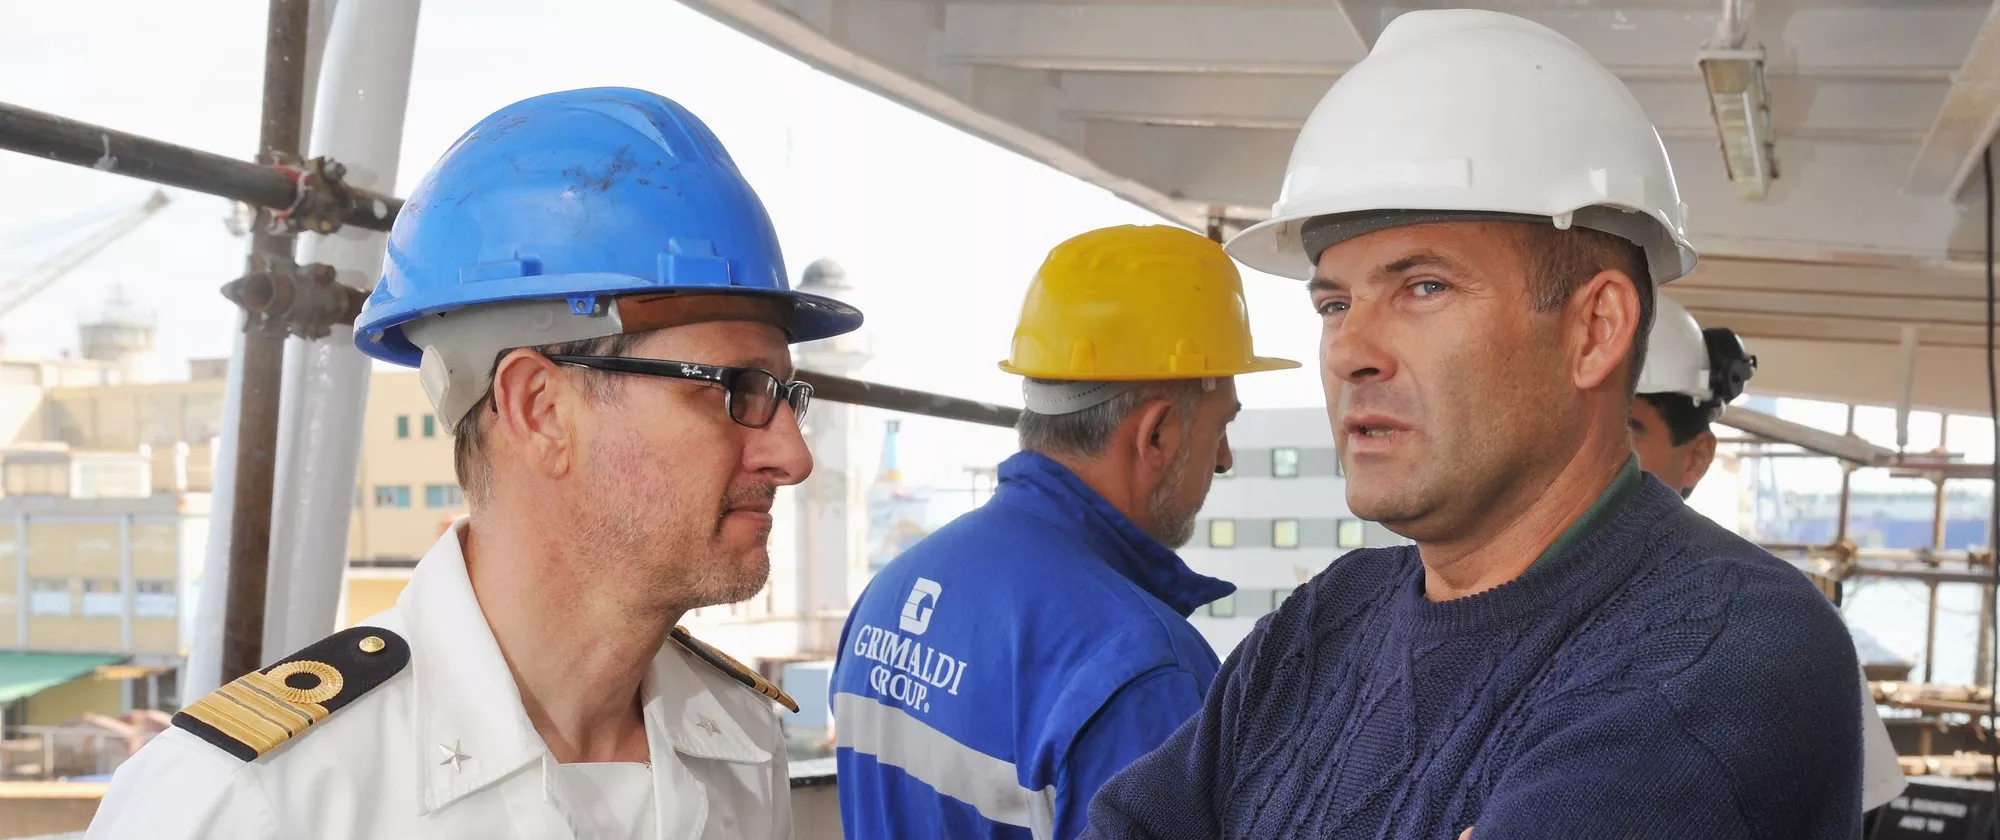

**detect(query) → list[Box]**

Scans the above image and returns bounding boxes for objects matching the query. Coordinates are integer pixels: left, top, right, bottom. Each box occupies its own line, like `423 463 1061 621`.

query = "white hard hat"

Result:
1225 9 1698 285
1636 297 1711 400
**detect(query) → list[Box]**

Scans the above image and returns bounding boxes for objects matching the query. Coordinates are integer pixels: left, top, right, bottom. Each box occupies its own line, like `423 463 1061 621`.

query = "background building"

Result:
1182 407 1409 654
0 322 457 760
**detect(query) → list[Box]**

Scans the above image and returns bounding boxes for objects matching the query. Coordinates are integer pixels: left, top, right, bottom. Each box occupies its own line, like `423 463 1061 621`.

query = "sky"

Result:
0 0 1330 487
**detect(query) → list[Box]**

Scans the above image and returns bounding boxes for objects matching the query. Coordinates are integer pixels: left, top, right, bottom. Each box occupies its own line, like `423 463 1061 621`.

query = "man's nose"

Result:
1323 299 1398 385
746 403 813 485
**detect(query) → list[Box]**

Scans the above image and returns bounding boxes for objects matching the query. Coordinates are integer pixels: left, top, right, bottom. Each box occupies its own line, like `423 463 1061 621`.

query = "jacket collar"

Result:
996 451 1235 616
405 520 770 818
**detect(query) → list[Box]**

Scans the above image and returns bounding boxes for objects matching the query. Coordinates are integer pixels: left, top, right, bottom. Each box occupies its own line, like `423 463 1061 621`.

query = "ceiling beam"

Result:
1727 335 1999 416
1682 309 1998 350
1905 1 2000 196
1681 257 1993 301
673 0 1209 231
1668 287 1993 327
940 4 1368 75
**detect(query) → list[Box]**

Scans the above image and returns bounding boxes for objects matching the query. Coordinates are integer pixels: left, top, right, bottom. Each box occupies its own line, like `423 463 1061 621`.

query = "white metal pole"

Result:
262 0 421 658
184 0 327 694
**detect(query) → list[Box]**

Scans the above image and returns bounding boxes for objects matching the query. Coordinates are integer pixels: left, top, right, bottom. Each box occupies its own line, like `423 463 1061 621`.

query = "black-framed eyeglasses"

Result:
543 355 812 429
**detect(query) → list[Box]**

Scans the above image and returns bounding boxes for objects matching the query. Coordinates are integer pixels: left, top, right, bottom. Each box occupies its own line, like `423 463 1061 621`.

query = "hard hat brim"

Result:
358 285 863 368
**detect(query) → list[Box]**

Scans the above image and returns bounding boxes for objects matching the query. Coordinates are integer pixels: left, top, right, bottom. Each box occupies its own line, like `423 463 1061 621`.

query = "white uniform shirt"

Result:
87 522 793 840
1859 670 1908 811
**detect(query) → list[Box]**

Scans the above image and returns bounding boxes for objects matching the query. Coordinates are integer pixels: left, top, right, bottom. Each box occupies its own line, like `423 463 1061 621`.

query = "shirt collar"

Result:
1533 454 1644 569
404 521 548 814
996 451 1235 616
405 521 771 818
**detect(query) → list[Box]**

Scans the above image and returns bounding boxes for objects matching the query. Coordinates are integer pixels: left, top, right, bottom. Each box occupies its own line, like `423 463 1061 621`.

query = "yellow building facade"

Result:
1 359 451 723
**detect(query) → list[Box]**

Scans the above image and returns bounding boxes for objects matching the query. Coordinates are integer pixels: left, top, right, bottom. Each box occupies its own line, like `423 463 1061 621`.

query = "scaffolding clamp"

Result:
220 262 370 340
269 154 378 236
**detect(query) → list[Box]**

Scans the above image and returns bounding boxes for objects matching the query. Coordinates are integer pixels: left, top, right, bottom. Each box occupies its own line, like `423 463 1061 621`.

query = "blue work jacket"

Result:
832 451 1233 840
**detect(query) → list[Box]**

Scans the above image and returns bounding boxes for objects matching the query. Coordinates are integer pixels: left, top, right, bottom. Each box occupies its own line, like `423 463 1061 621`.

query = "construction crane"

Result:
0 188 171 320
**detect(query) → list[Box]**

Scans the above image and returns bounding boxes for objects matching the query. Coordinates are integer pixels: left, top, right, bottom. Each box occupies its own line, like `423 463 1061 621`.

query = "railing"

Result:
0 726 150 782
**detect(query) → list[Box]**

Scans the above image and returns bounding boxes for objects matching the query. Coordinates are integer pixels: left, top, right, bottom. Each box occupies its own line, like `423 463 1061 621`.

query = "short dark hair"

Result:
1510 224 1655 395
1637 392 1719 447
452 332 647 507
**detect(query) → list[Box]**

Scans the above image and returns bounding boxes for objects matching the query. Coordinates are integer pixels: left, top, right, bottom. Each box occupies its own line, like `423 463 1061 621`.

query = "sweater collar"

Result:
1397 463 1680 639
996 451 1236 616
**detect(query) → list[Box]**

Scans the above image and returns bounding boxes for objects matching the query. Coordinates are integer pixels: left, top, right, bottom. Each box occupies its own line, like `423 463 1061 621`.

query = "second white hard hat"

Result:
1225 9 1698 285
1636 297 1712 401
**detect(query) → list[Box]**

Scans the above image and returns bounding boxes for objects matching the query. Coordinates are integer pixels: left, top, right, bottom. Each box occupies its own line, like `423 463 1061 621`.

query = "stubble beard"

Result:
1145 442 1200 549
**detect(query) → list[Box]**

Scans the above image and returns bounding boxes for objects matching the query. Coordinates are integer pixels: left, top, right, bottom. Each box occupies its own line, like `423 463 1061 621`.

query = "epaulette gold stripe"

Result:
197 691 295 742
216 680 315 731
187 695 287 754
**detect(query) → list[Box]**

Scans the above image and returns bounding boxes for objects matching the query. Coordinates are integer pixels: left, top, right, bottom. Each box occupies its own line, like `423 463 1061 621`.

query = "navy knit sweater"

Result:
1082 475 1862 839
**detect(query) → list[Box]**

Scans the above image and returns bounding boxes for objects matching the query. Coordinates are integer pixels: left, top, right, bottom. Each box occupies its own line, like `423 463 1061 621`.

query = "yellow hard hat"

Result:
999 225 1300 381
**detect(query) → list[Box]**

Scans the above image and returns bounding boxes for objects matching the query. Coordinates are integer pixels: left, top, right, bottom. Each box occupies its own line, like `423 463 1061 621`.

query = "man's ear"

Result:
489 349 576 482
1682 427 1718 493
1129 396 1185 473
1569 269 1642 392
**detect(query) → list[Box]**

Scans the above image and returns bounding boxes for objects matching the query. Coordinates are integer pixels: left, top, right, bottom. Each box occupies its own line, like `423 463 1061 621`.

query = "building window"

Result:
422 414 437 438
135 580 177 619
1272 447 1300 478
1338 519 1366 548
425 484 464 509
82 579 122 617
1208 593 1236 618
1208 519 1236 548
29 579 71 616
374 485 412 508
1273 519 1300 549
395 415 410 439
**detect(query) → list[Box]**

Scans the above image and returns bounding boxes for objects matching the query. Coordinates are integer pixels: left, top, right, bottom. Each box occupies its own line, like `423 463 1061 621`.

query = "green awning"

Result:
0 652 126 704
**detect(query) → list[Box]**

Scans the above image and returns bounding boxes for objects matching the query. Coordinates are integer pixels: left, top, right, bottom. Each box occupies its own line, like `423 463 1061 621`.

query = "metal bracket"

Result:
220 263 370 340
268 154 360 235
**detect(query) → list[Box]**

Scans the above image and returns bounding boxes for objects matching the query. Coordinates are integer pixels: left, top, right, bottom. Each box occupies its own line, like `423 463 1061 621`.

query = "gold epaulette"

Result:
670 625 799 713
173 627 409 761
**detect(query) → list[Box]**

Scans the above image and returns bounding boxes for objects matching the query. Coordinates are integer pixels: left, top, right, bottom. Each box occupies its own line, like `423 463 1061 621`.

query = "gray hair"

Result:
1016 378 1208 459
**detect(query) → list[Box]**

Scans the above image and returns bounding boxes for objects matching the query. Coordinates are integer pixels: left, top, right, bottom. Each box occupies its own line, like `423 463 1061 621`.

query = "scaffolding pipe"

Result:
0 103 398 233
263 0 421 659
217 0 314 685
797 371 1022 429
1926 459 1949 683
1838 405 1857 546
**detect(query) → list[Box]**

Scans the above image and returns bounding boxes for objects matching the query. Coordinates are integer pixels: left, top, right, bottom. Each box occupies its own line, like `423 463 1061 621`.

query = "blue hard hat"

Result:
355 87 862 367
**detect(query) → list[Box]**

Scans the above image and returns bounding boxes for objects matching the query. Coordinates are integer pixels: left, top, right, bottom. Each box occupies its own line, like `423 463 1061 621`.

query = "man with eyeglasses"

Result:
87 88 855 840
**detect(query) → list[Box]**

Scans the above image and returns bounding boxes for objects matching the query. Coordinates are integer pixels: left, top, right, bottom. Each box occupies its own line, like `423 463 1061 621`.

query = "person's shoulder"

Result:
88 625 413 838
1294 545 1421 621
1654 505 1850 635
1576 505 1855 688
88 726 275 839
173 625 412 763
670 625 798 714
1225 546 1419 676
